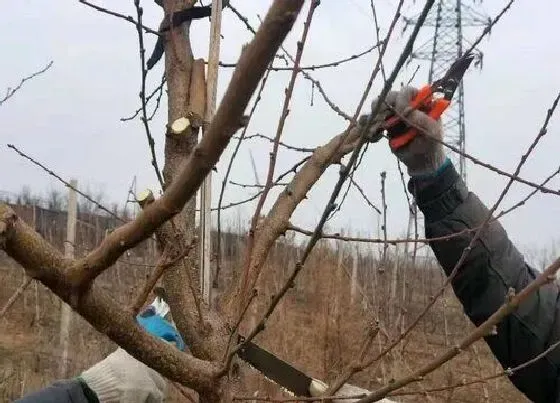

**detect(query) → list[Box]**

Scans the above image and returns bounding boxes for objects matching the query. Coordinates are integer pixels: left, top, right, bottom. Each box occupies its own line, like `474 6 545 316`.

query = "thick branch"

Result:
0 204 218 391
68 0 305 287
161 0 203 363
233 0 406 312
234 126 361 307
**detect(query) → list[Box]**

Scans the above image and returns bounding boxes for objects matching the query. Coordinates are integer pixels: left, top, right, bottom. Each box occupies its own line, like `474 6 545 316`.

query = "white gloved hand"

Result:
386 86 447 178
80 348 166 403
309 378 398 403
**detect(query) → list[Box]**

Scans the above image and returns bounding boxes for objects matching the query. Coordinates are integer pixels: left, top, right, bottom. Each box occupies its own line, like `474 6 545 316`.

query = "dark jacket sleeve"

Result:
14 379 95 403
411 163 560 403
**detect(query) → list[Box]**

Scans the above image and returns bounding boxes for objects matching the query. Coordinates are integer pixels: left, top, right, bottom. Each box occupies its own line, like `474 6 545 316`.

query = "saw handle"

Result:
383 84 451 150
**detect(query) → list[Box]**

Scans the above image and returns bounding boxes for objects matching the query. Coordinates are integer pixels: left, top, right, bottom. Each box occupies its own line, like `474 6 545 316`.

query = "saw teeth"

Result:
243 361 297 397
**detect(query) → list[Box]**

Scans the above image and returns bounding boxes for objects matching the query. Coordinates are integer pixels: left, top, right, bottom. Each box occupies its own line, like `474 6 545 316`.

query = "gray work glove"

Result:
309 378 398 403
356 92 400 144
385 86 447 178
80 348 167 402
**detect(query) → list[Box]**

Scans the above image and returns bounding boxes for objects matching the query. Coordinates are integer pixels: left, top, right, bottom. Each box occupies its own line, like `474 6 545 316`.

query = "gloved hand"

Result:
79 306 184 402
356 92 399 144
79 348 167 403
309 378 397 403
384 86 448 178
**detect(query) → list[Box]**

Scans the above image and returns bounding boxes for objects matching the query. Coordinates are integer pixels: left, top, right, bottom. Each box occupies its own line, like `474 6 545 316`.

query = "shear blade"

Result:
433 52 474 100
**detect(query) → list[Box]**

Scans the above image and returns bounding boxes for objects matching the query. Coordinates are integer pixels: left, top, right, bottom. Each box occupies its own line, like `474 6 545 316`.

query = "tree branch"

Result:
0 275 32 318
0 204 219 391
78 0 161 35
133 0 165 188
357 255 560 402
240 0 320 308
65 0 305 288
0 61 53 107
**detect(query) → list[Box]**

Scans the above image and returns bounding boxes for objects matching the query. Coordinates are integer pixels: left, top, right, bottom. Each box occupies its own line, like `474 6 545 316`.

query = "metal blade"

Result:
148 286 313 396
434 52 474 100
236 336 313 397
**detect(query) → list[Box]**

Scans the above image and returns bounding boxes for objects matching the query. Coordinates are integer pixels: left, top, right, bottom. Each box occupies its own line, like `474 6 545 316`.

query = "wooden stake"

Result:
200 0 222 306
60 179 77 378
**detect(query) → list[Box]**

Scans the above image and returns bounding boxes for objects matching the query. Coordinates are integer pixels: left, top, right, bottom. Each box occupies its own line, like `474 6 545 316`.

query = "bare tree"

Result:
4 0 560 402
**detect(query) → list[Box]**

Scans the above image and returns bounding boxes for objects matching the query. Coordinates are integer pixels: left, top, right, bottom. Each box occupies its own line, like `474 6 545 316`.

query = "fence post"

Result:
350 244 358 304
59 179 77 378
199 0 223 307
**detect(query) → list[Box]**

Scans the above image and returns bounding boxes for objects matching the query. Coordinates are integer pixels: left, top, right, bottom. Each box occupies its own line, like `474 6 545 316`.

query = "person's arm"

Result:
387 86 560 403
15 305 184 403
412 162 560 403
14 380 95 403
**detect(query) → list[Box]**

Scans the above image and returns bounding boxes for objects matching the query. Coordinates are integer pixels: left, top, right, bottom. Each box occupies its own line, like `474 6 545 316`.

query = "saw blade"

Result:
236 335 312 397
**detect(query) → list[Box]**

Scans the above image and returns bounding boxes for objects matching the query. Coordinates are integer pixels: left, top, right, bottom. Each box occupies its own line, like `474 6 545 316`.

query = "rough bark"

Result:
0 204 219 391
0 1 305 398
67 0 304 290
160 0 207 361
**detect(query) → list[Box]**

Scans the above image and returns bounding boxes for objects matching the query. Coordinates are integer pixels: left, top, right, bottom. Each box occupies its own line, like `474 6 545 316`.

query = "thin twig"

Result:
130 243 195 315
358 255 560 402
213 192 262 212
212 156 309 213
325 321 380 394
133 0 165 189
406 64 421 86
218 42 383 71
0 61 53 107
240 133 315 153
380 171 388 268
6 144 125 222
396 158 413 211
78 0 161 35
370 2 387 82
433 134 560 196
496 164 560 219
121 74 166 122
0 276 32 318
326 143 372 222
240 0 320 307
220 289 258 372
464 0 516 56
391 339 560 397
147 74 166 121
216 68 271 283
290 166 560 247
349 177 381 215
300 71 352 121
229 181 288 189
229 2 353 121
237 0 425 356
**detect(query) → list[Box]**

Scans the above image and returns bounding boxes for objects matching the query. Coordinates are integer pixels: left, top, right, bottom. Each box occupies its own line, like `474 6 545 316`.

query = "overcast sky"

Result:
1 0 559 262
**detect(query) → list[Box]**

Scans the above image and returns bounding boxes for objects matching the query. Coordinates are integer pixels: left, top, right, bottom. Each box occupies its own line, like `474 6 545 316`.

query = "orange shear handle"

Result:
385 85 451 150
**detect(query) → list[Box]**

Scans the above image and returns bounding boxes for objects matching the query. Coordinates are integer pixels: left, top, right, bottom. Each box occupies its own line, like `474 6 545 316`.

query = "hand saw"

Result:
143 289 315 397
236 334 313 397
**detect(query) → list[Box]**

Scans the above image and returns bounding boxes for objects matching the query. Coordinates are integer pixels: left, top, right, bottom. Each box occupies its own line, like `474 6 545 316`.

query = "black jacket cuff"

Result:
408 162 468 222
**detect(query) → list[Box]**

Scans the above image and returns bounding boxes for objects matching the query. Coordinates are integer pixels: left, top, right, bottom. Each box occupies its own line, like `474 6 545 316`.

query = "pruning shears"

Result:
383 52 475 150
